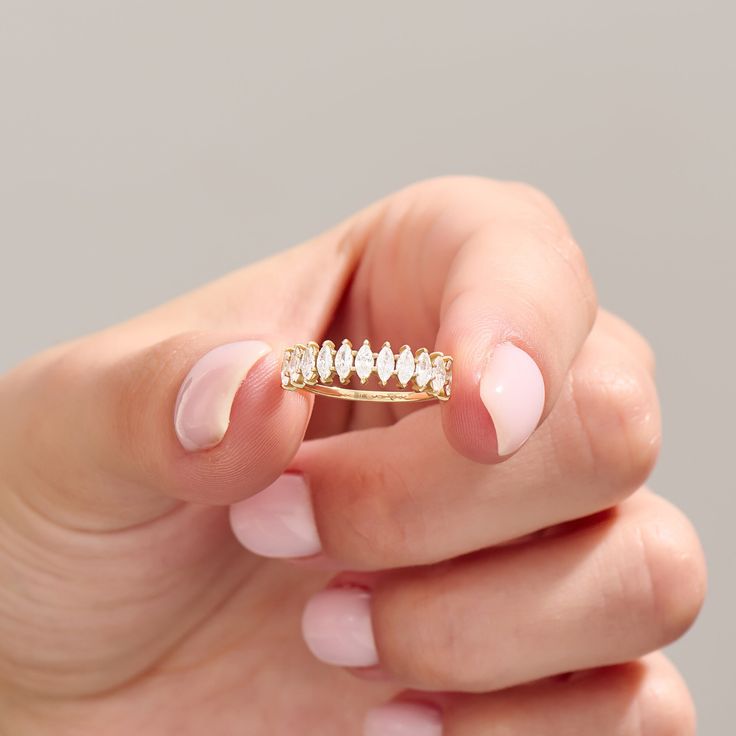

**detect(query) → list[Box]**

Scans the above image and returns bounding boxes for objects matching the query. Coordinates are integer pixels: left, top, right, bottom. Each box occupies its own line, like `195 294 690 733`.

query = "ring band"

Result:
281 339 453 402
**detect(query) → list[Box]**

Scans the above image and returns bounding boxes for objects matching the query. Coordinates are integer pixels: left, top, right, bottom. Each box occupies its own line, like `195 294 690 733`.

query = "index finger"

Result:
439 186 597 460
360 177 597 462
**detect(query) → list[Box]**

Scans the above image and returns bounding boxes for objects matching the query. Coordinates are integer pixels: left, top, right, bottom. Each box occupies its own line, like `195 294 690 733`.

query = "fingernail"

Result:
301 587 378 667
480 341 545 456
174 340 272 451
364 702 443 736
229 472 321 558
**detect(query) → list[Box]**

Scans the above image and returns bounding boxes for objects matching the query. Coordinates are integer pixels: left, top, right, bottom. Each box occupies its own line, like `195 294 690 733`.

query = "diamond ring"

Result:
281 339 453 402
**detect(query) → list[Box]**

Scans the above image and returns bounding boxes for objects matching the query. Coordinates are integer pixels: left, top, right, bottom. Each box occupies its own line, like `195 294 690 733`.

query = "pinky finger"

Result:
363 653 695 736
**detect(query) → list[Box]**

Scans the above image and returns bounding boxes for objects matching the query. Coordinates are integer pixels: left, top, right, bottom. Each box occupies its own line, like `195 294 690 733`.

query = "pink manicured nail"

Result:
364 702 443 736
301 587 378 667
229 473 321 558
480 341 545 456
174 340 272 451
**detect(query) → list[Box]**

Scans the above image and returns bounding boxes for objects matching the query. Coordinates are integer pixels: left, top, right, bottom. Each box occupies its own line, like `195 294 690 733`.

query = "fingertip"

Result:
173 339 273 452
441 339 547 464
228 471 322 558
173 343 314 503
363 700 443 736
479 341 545 456
102 332 314 506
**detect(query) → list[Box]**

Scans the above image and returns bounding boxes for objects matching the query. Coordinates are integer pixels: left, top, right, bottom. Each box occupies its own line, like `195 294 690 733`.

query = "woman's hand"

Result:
0 178 705 734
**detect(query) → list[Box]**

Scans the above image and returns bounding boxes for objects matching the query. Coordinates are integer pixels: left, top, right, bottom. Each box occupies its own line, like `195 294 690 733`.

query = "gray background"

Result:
1 1 733 731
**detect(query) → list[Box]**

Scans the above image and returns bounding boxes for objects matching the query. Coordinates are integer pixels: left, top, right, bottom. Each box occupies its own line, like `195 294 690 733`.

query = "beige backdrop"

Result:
1 2 733 730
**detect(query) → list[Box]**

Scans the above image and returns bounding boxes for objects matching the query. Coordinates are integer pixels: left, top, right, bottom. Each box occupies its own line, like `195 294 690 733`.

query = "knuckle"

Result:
403 176 567 231
10 337 115 485
374 571 481 691
29 337 109 430
414 606 471 689
36 339 93 391
13 343 86 461
395 177 597 321
639 662 697 736
635 503 707 648
571 359 661 503
505 180 568 226
506 180 597 319
103 329 205 477
36 330 182 453
324 458 416 568
107 339 170 463
636 335 657 378
599 310 658 377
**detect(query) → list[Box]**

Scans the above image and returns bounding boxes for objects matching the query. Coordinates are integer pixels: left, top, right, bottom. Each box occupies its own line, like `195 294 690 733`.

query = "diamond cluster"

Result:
281 339 452 399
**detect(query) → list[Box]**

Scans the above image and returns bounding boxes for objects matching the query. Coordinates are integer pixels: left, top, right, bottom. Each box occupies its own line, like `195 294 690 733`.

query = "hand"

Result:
0 178 705 734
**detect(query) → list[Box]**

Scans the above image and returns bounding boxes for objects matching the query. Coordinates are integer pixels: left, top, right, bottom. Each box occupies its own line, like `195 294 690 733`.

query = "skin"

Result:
0 178 705 734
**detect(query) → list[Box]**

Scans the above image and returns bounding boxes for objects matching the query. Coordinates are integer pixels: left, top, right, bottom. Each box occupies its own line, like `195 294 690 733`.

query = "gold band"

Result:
297 384 439 402
281 339 453 402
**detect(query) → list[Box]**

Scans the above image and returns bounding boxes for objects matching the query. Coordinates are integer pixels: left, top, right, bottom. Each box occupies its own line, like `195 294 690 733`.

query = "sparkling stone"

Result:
431 355 447 394
445 370 452 396
317 343 333 382
415 350 432 388
281 351 291 386
355 342 374 381
396 346 415 386
289 346 303 382
335 341 353 381
301 344 317 381
376 344 395 384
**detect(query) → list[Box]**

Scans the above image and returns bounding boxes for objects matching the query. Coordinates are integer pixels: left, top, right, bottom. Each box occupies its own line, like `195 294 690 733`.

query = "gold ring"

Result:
280 339 453 402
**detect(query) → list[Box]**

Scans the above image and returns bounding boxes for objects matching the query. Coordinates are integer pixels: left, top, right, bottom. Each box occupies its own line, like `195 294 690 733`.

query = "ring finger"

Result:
363 653 695 736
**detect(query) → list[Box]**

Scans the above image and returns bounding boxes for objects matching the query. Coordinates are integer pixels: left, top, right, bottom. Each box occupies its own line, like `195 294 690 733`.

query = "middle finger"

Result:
229 311 660 568
303 490 705 691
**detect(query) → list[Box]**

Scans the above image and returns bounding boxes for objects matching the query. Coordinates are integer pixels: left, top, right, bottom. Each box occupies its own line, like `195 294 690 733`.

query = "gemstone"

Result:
376 343 395 384
431 355 447 394
445 370 452 396
335 341 353 381
396 346 415 386
301 344 317 381
355 341 374 381
317 343 333 382
289 346 303 382
281 350 291 386
415 350 432 388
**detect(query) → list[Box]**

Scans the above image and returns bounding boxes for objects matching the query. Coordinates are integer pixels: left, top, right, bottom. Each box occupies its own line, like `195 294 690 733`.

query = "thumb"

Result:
104 329 313 505
4 219 367 528
4 328 313 531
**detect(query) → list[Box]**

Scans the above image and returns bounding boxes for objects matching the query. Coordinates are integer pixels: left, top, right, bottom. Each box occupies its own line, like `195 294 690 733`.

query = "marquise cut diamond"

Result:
282 338 452 401
289 347 302 382
396 347 415 386
281 351 291 386
301 344 317 381
431 355 447 394
355 342 374 381
317 343 333 382
376 344 395 384
335 341 353 381
415 350 432 389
